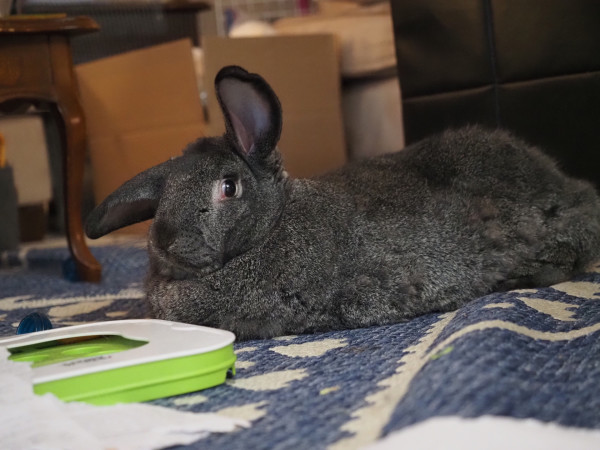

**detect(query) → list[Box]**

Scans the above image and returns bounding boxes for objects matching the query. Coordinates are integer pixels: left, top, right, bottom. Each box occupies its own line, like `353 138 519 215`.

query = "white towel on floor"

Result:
0 348 248 450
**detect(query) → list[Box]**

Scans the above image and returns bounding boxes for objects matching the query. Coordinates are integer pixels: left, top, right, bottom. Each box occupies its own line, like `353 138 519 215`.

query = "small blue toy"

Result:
17 312 53 334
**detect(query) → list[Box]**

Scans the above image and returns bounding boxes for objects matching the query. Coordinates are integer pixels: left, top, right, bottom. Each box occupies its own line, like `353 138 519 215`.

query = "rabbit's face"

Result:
85 65 285 278
148 137 286 278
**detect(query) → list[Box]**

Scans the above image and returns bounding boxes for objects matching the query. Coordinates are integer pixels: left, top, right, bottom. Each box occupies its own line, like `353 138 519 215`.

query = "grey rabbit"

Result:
85 65 600 340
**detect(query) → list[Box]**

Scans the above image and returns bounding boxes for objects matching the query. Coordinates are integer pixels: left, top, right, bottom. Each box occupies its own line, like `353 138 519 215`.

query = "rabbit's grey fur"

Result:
86 66 600 340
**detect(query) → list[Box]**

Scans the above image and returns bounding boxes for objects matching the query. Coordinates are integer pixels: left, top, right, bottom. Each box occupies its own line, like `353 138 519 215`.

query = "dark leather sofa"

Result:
390 0 600 187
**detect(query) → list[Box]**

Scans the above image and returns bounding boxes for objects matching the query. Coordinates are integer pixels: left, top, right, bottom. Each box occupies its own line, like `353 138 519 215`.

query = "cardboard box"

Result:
76 39 205 234
0 114 52 206
0 115 52 242
203 35 347 178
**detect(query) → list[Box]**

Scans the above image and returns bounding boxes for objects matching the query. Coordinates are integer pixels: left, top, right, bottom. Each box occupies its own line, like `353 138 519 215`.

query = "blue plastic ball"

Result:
17 312 53 335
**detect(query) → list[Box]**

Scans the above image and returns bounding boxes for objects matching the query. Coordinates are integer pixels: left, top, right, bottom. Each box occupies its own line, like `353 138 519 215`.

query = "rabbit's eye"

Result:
221 179 238 198
213 178 242 202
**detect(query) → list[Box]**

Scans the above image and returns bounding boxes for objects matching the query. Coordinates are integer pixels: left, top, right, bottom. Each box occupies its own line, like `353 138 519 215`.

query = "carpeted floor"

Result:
1 238 600 449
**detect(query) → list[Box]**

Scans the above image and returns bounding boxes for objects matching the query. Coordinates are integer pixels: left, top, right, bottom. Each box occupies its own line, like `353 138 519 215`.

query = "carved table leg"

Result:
51 36 101 282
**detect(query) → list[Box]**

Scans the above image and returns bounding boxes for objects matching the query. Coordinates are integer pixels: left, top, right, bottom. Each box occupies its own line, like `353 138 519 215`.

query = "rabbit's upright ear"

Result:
85 161 170 239
215 66 282 164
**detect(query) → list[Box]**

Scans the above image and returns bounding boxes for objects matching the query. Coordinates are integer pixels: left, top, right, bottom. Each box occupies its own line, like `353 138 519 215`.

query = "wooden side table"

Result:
22 1 212 64
0 16 102 282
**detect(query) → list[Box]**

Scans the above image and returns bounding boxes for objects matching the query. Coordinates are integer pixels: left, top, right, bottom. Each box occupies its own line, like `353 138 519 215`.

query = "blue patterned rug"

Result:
1 240 599 449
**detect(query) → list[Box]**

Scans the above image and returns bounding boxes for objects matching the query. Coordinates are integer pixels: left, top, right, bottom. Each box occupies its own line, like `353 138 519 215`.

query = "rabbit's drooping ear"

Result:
85 161 171 239
215 66 282 163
